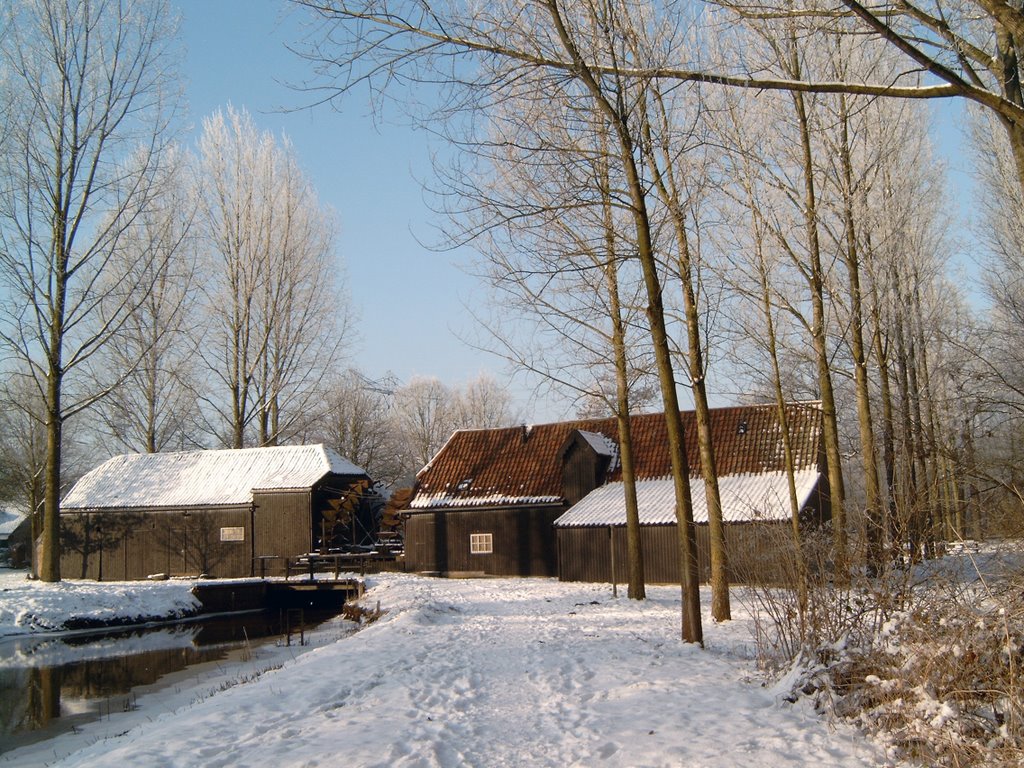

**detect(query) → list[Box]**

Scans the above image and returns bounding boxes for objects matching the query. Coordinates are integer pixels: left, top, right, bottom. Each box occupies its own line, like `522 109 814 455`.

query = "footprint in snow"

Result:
598 741 619 759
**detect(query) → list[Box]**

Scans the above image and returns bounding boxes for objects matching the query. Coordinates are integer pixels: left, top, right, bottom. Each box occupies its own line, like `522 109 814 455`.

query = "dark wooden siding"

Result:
61 507 252 580
252 490 311 577
405 506 565 577
556 522 799 585
58 472 374 581
561 439 604 506
557 525 681 584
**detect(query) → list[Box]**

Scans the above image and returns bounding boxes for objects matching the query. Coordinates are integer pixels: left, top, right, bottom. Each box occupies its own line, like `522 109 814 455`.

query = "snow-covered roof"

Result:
553 469 821 527
62 444 365 511
0 506 28 540
408 491 563 510
408 403 823 512
577 430 616 458
576 430 620 475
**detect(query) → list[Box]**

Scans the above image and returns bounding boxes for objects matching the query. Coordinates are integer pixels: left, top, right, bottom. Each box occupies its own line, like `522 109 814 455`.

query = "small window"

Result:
220 526 245 542
470 533 493 554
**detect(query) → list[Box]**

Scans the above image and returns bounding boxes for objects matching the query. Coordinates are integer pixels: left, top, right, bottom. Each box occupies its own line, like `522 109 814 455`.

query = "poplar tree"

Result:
0 0 181 581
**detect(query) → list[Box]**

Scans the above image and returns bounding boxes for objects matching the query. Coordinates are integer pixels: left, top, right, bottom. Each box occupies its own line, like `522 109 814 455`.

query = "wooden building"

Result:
1 505 31 568
60 444 374 580
403 402 828 582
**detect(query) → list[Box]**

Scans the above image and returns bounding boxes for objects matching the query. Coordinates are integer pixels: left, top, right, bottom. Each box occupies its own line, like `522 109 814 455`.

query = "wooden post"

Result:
609 526 617 598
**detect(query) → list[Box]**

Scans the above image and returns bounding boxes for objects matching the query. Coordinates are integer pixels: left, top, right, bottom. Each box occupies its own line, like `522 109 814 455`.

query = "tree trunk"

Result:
792 86 847 574
40 202 69 583
994 17 1024 195
601 168 645 600
545 1 702 644
837 95 884 576
904 289 930 559
642 91 729 621
961 417 979 539
269 393 280 446
910 273 939 556
40 394 62 583
870 280 899 562
892 285 920 558
753 218 809 629
231 315 246 449
683 274 729 621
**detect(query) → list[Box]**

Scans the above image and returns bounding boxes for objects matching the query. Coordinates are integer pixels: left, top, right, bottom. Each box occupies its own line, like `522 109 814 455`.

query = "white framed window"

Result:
470 532 493 554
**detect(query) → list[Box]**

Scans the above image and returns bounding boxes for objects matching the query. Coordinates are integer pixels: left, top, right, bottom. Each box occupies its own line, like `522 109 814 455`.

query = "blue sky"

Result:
175 0 553 416
175 0 978 423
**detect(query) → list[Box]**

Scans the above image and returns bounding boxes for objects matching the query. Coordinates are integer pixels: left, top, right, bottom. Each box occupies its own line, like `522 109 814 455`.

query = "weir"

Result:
191 577 364 613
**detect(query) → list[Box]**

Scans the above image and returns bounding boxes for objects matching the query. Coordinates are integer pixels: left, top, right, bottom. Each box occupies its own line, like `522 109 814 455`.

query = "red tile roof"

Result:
409 402 822 510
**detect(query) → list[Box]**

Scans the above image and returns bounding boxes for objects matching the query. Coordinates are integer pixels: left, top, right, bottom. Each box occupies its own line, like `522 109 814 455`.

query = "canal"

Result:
0 608 354 758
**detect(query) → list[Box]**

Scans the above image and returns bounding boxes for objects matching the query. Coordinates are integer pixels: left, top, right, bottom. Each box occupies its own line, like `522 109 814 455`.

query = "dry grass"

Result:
735 528 1024 766
342 598 384 625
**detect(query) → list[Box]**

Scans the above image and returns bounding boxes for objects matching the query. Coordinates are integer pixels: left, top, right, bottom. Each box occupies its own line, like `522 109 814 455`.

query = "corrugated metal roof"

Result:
62 444 365 511
553 469 821 527
410 402 822 511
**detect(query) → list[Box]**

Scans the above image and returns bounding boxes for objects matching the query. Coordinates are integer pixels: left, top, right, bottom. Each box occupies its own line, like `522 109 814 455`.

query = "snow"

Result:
576 429 619 463
62 444 364 510
0 570 894 767
0 507 27 540
555 469 821 526
409 491 563 509
0 570 200 636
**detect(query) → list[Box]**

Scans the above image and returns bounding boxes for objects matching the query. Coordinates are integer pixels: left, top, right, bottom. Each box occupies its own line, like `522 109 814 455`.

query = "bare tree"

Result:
252 143 351 446
315 368 407 487
296 0 706 642
444 88 655 600
974 106 1024 429
0 374 48 543
450 372 521 429
95 148 201 453
639 78 733 620
391 376 456 474
696 15 851 570
0 0 181 581
830 0 1024 195
195 106 349 448
388 373 522 481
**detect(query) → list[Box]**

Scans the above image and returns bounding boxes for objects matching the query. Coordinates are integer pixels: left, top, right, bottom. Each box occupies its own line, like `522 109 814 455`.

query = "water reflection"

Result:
0 610 338 754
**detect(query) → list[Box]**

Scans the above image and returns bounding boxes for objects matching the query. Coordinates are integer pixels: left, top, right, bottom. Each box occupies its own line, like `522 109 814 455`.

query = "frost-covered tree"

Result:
450 373 520 430
95 148 201 453
317 368 406 487
391 376 456 473
194 106 351 448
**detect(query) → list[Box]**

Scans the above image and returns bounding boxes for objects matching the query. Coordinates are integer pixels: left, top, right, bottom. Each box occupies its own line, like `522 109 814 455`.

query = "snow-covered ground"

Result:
0 571 895 767
0 570 200 636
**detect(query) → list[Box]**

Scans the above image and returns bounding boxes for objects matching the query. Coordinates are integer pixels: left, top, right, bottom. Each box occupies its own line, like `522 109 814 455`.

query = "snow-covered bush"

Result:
743 534 1024 766
734 524 910 672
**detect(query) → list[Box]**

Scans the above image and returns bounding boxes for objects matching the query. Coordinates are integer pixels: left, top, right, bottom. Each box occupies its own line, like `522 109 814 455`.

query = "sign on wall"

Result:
220 526 245 542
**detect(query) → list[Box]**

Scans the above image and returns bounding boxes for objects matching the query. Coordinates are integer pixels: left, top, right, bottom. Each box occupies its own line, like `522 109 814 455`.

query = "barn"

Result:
402 402 829 582
59 444 375 580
